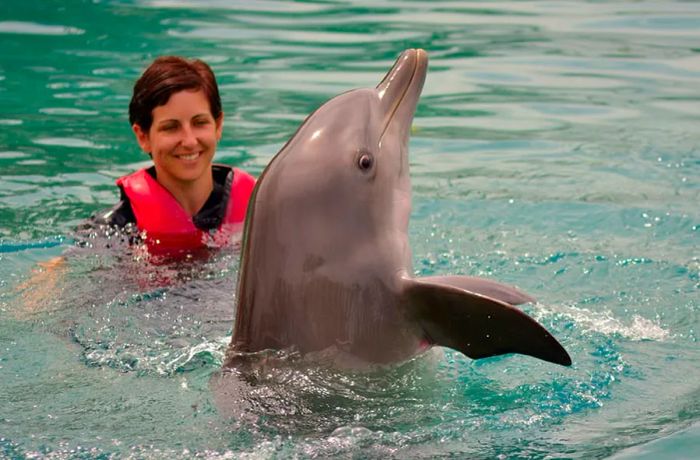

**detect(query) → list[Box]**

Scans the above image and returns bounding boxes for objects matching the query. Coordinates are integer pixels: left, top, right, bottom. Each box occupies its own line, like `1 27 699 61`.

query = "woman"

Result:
95 56 255 255
19 56 255 312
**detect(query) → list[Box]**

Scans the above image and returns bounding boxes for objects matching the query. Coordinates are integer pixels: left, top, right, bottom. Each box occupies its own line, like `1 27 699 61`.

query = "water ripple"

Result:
0 21 84 36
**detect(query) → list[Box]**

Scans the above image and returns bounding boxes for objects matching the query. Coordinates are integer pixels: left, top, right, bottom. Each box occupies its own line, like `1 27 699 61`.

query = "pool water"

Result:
1 1 698 458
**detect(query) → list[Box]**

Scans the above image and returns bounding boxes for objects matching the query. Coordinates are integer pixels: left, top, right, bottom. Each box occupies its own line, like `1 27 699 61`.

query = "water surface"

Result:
1 1 698 458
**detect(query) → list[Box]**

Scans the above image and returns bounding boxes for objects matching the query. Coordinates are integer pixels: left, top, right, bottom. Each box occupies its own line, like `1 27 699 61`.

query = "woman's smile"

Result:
173 151 205 163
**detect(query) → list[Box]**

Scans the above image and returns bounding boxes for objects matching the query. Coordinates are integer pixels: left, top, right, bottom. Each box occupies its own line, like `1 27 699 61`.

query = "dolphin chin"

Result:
226 49 571 369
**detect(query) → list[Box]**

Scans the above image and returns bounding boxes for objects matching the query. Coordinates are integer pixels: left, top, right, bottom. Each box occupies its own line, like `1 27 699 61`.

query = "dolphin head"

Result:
251 50 428 267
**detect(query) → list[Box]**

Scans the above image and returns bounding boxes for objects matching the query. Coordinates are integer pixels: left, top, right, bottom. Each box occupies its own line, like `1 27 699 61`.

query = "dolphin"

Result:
225 49 571 368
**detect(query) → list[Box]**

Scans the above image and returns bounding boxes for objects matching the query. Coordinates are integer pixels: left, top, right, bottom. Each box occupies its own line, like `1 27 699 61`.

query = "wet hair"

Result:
128 56 222 132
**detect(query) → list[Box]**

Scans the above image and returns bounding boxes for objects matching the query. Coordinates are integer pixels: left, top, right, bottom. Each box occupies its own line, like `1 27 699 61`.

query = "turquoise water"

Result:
1 0 699 458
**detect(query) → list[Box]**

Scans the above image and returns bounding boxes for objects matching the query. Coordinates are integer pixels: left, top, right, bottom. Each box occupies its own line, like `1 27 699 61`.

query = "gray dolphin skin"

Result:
225 49 571 367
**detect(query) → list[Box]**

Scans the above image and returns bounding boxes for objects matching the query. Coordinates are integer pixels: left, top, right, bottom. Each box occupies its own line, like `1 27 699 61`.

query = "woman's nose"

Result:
181 124 198 148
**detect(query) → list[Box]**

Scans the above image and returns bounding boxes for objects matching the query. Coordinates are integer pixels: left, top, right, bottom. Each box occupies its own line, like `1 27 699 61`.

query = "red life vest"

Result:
116 166 255 254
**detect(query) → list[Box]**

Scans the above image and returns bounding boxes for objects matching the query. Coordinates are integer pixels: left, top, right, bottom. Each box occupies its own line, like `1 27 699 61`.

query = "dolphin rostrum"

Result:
225 49 571 368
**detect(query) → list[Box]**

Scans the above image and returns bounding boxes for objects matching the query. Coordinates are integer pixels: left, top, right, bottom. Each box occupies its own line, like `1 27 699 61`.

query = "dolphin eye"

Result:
357 153 374 172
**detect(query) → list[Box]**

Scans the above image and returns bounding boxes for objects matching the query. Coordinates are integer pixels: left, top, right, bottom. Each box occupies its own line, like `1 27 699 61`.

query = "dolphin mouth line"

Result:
379 49 423 144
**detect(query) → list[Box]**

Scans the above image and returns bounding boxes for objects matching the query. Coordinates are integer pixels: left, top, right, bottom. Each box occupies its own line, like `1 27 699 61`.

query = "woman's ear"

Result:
215 112 224 142
132 124 151 153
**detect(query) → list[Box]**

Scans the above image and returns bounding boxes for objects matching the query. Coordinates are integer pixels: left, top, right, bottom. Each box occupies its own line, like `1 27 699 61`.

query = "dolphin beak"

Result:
376 49 428 140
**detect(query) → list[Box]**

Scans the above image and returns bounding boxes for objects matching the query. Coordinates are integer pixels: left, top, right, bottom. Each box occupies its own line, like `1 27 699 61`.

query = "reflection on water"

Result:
1 0 699 458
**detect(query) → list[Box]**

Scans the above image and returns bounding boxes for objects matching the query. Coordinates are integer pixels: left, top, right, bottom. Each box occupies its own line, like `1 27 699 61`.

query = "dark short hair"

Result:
128 56 222 131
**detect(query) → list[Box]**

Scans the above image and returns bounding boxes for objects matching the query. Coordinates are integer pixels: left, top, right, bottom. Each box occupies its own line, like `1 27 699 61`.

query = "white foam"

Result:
536 304 670 341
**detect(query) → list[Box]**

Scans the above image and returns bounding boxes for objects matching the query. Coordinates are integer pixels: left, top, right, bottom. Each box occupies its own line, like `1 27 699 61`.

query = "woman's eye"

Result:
358 153 374 171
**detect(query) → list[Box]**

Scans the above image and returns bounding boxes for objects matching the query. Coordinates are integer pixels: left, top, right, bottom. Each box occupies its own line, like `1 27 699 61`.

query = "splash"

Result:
537 304 670 341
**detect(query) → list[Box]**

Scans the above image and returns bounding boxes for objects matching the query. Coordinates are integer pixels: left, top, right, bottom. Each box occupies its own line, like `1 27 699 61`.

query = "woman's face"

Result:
133 89 222 186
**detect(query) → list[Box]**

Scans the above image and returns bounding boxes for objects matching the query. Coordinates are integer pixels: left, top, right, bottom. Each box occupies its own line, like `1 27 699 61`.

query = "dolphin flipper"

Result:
420 275 535 306
401 278 572 366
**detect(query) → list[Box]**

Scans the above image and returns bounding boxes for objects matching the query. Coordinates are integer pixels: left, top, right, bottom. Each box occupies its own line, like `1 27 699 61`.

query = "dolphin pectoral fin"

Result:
401 278 572 366
420 275 536 306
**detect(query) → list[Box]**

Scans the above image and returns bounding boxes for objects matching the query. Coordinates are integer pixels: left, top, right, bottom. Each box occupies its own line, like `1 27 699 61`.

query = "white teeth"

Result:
178 153 199 160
